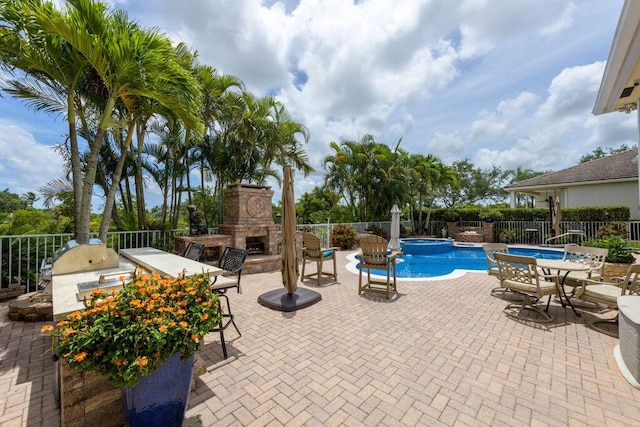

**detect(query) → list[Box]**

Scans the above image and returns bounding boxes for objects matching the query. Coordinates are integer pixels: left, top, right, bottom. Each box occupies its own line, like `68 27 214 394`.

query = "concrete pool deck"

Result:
2 249 640 426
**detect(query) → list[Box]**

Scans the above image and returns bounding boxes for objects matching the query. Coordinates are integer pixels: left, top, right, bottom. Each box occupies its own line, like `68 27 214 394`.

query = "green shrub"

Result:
583 236 635 264
596 221 629 239
331 224 358 249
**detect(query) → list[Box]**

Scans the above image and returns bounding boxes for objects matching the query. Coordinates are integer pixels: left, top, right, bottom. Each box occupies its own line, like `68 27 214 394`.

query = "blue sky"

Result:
0 0 635 210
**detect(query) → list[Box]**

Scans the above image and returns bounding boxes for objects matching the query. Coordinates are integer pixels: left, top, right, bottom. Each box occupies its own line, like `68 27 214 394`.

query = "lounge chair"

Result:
358 235 398 300
301 232 338 285
494 252 559 323
574 263 640 336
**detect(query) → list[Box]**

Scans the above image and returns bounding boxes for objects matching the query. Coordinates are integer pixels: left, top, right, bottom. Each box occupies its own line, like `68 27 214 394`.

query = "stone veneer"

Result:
446 221 496 243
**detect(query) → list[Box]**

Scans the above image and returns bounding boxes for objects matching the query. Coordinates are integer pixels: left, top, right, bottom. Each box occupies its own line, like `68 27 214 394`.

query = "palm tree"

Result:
1 1 203 242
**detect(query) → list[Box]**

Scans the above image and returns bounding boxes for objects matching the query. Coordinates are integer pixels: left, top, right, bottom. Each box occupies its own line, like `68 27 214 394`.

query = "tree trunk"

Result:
99 119 135 242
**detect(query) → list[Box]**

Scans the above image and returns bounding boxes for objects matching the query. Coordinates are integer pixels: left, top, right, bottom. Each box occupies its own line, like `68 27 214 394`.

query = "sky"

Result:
0 0 636 211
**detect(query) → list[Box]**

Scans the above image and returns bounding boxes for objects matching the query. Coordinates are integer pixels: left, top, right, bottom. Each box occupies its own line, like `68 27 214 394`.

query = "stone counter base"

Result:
8 292 53 321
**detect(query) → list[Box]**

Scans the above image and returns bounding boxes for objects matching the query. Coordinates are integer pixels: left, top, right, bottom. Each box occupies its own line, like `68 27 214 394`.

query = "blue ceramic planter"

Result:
121 353 194 427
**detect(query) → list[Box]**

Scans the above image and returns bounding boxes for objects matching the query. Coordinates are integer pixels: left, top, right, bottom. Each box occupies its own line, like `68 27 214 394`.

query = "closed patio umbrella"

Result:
553 197 562 237
281 165 298 295
388 204 401 252
257 165 321 312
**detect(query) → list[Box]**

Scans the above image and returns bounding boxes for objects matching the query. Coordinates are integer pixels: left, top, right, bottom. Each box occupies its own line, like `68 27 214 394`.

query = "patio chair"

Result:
561 244 608 295
301 232 338 285
181 242 205 261
494 252 559 323
210 247 248 359
574 263 640 336
482 243 510 297
358 234 398 300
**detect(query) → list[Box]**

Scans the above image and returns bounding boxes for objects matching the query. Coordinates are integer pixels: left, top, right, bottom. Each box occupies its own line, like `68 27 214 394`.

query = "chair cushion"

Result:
580 284 622 305
503 279 557 295
322 250 334 257
210 276 238 291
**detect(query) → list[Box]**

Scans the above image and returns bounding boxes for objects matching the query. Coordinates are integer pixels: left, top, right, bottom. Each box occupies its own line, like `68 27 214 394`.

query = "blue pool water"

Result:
358 245 563 279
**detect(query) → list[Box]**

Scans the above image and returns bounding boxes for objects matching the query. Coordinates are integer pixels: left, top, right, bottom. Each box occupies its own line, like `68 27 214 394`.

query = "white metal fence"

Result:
3 220 640 292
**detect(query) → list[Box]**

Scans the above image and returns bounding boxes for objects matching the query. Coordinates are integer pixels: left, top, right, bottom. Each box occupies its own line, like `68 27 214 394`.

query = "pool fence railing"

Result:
2 220 639 290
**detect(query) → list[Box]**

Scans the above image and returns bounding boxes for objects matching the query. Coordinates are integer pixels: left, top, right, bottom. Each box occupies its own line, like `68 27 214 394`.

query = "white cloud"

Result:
0 0 633 206
0 119 66 203
536 62 606 120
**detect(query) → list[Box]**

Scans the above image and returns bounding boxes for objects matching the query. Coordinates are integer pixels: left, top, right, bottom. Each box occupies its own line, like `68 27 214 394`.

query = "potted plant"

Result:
498 229 517 244
583 236 636 280
331 224 358 249
42 270 222 426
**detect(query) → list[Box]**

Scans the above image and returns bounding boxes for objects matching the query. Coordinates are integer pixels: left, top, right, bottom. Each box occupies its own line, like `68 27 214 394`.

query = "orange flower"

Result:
177 309 186 315
179 321 188 328
135 357 148 367
40 325 54 333
159 325 168 333
73 352 87 362
191 333 199 341
200 313 209 321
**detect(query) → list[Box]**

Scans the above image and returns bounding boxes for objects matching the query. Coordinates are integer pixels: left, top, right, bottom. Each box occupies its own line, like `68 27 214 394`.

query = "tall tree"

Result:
0 0 202 242
579 145 630 163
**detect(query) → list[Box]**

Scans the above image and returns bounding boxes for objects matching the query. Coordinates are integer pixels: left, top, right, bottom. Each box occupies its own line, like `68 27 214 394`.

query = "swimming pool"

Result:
346 243 564 280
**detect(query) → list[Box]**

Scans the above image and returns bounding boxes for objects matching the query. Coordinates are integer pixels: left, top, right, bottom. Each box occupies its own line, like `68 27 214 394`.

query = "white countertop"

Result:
119 247 223 278
53 248 224 321
52 257 138 321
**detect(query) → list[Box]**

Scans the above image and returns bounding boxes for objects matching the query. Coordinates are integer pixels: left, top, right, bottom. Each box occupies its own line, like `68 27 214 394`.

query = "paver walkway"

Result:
2 250 640 426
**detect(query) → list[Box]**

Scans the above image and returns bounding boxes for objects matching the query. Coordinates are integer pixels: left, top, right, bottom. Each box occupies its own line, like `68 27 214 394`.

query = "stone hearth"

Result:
177 183 290 273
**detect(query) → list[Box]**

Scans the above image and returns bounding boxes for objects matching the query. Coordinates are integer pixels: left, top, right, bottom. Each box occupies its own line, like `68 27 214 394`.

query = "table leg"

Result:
543 268 582 318
558 271 582 317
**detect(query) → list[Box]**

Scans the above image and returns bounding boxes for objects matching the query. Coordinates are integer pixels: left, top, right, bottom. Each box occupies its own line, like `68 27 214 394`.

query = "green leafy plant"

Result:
331 224 358 249
41 271 222 387
499 229 517 242
583 236 635 264
596 221 629 239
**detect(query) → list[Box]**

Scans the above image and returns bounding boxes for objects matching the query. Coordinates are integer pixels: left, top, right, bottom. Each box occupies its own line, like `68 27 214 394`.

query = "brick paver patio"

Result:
2 250 640 426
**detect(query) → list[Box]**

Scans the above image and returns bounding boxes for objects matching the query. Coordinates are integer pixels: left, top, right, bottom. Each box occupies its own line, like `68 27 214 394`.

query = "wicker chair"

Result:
301 232 338 285
358 235 398 300
494 252 559 323
574 263 640 336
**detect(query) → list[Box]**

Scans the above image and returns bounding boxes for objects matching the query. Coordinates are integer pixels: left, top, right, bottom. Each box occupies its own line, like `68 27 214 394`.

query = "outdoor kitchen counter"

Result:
53 248 224 321
119 247 224 278
52 258 138 321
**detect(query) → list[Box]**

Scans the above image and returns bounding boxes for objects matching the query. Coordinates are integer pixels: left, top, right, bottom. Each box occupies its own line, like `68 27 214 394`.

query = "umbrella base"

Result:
257 288 321 312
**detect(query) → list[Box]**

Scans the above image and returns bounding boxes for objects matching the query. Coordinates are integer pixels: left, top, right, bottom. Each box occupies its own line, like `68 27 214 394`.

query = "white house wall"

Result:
532 182 639 218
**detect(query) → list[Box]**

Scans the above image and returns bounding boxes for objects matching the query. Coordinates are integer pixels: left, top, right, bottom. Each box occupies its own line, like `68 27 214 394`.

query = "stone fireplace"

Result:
217 183 280 255
175 183 285 273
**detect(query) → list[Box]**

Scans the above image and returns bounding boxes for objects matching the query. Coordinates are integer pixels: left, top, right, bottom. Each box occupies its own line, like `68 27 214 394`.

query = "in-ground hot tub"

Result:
400 238 454 255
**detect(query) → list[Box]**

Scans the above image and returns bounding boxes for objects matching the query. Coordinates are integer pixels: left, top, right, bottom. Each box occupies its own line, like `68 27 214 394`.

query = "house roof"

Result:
504 148 638 190
593 0 640 114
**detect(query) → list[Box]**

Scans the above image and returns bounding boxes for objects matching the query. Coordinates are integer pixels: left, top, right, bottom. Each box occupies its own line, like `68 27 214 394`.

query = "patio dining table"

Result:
535 258 590 317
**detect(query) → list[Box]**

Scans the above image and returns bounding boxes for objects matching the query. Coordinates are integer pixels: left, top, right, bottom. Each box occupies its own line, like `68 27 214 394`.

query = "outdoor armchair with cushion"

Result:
574 263 640 336
482 243 510 298
301 232 338 285
358 234 398 300
561 244 608 293
494 252 559 323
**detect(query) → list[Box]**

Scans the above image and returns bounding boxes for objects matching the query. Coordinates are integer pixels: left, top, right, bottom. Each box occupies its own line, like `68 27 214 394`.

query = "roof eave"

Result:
505 177 638 192
593 0 640 115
